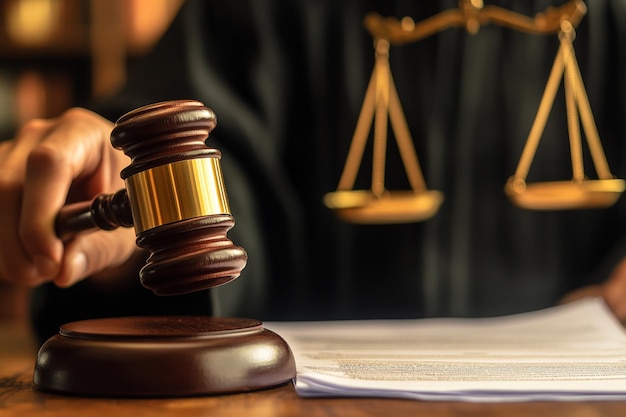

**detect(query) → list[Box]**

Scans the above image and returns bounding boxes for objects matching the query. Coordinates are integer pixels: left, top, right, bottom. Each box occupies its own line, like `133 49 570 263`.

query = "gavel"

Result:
54 99 247 296
33 100 295 398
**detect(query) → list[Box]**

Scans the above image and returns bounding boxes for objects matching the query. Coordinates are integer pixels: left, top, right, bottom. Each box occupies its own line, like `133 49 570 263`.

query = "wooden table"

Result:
3 320 626 417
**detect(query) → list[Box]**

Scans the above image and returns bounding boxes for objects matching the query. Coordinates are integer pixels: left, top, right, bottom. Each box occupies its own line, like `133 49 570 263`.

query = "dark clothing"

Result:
32 0 626 341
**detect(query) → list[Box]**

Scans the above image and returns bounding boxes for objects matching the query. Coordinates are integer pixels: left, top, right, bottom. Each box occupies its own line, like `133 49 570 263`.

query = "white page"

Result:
266 298 626 402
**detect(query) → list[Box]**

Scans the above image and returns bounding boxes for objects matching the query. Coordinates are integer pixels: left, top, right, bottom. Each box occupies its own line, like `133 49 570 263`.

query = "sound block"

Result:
33 316 296 397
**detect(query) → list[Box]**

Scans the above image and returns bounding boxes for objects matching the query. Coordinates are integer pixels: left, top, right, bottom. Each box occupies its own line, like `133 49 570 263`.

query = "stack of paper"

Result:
267 298 626 402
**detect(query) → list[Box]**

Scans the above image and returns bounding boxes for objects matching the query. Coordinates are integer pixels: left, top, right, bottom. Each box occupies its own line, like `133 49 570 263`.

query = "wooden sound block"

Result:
33 316 296 397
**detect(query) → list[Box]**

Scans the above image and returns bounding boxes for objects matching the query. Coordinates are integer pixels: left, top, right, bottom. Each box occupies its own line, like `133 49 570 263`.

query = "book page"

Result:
267 298 626 402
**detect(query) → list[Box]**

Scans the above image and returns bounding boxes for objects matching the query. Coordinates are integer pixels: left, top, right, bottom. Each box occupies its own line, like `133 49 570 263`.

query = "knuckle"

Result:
16 118 50 137
59 107 91 123
25 141 66 170
0 171 18 192
24 143 73 189
60 107 91 120
59 107 105 130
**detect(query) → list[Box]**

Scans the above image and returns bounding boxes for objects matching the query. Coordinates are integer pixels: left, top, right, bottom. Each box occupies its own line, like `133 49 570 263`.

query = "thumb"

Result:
54 227 137 288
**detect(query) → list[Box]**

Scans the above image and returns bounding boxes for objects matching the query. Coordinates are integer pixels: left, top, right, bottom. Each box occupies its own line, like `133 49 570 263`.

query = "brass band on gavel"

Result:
125 157 230 233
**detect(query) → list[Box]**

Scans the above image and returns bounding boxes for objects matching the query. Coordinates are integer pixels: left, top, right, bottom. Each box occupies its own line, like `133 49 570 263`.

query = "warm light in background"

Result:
0 0 185 320
126 0 184 52
5 0 60 47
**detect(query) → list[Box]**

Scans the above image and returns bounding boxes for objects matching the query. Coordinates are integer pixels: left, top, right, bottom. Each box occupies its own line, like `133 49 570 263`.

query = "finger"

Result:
602 258 626 322
560 284 603 305
0 120 55 285
19 109 114 278
0 181 45 286
53 227 137 288
0 119 54 166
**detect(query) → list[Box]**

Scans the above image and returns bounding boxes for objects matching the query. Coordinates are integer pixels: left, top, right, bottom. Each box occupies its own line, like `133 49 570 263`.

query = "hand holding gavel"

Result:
0 100 246 295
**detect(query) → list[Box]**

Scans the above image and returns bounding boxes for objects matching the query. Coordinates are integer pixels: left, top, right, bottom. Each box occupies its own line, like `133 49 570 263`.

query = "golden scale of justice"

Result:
323 0 625 224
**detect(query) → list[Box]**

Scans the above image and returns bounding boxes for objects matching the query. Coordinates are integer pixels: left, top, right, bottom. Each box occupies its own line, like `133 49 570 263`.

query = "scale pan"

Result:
323 190 443 223
505 178 625 210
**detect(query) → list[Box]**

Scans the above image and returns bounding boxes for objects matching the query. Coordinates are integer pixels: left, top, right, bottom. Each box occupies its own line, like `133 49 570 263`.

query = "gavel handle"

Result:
55 189 134 241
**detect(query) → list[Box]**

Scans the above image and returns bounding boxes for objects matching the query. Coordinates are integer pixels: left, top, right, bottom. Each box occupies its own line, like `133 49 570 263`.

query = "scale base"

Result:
324 190 444 223
505 178 625 210
33 316 295 397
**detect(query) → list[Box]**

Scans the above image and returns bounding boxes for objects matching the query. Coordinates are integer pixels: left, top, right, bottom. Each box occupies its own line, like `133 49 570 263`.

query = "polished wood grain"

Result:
3 320 626 417
33 316 295 397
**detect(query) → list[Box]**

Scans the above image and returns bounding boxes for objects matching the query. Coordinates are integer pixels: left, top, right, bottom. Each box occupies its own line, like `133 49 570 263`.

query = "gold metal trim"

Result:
363 0 587 44
125 158 230 233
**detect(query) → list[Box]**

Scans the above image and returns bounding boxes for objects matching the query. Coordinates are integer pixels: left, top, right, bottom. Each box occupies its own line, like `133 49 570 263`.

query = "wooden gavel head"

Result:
57 100 247 295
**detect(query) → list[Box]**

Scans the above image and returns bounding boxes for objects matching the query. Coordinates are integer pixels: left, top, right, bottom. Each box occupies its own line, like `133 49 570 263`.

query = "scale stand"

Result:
324 0 623 224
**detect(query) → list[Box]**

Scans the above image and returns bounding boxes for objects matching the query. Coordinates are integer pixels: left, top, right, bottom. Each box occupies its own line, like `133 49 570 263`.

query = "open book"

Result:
267 298 626 402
